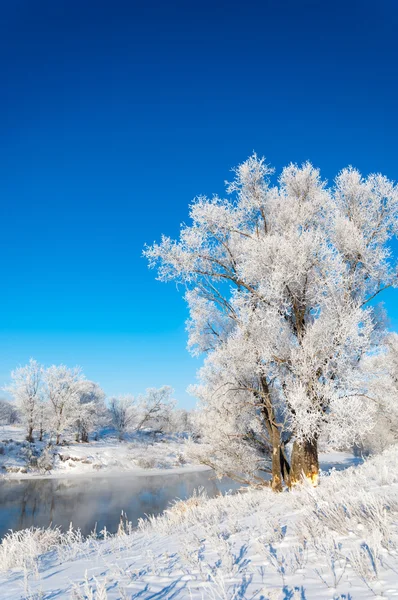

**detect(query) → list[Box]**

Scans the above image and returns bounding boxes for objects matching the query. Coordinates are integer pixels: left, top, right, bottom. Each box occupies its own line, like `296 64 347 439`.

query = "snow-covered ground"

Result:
1 446 398 599
0 425 201 479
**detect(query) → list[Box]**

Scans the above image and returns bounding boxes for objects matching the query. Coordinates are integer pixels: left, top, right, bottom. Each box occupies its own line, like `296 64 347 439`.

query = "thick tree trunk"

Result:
290 438 319 486
271 443 283 492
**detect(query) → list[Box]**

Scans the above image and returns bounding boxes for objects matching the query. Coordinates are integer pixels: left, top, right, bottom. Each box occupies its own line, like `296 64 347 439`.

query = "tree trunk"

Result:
258 376 291 491
280 443 291 487
26 426 34 443
56 433 61 445
290 438 319 486
271 444 283 492
271 427 291 491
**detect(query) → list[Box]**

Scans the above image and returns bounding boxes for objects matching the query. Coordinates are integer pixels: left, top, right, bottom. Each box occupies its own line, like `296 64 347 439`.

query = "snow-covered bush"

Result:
0 527 63 572
37 446 54 472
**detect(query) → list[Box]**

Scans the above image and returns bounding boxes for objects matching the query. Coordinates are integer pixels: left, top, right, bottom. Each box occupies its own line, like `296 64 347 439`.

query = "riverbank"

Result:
1 426 361 483
0 446 397 599
0 425 203 479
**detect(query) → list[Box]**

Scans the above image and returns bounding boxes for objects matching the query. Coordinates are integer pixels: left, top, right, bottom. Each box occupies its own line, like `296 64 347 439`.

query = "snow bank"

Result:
0 428 201 479
1 446 398 598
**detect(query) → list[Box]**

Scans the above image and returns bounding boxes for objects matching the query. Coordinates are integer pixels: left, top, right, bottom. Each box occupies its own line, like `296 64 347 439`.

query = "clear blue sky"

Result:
0 1 397 406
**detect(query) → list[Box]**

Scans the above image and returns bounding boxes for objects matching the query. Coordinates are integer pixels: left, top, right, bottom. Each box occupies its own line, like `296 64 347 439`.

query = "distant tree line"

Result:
2 359 192 444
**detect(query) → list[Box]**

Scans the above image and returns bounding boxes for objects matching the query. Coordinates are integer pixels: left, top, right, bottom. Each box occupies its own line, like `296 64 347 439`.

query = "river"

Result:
0 469 239 539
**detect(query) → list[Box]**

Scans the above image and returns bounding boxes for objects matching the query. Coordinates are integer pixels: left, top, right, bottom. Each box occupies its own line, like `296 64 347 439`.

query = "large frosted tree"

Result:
145 154 398 489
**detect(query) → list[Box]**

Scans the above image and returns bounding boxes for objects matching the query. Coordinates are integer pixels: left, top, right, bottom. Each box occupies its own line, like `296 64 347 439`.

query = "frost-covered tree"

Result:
43 365 83 444
359 333 398 454
109 395 138 440
5 359 43 442
109 387 176 439
0 398 19 425
145 155 398 489
74 381 106 442
137 386 176 432
170 408 194 434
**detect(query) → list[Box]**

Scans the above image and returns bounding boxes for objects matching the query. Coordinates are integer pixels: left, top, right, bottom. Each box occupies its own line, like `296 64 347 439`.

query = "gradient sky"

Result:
0 1 397 406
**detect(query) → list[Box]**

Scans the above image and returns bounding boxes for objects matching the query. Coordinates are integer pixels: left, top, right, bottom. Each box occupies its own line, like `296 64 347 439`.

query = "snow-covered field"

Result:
0 426 200 479
1 446 397 599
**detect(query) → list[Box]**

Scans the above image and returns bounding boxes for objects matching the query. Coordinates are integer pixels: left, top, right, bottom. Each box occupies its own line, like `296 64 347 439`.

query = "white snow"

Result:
1 446 398 599
0 426 203 479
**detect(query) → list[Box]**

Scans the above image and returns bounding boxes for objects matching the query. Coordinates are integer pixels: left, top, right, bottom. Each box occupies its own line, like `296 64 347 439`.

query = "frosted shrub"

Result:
71 571 108 600
349 544 381 593
135 456 157 469
0 527 63 572
37 446 54 472
312 536 348 589
166 487 209 517
0 524 101 573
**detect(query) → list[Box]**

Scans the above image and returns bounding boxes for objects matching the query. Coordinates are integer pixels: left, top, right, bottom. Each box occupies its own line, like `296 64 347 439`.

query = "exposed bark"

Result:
269 427 291 491
271 429 283 492
280 442 291 487
290 438 319 486
258 375 292 491
26 425 34 443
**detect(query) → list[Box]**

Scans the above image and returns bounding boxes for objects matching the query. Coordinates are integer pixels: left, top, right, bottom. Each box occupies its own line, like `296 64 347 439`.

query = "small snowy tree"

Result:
137 386 176 432
5 359 43 442
169 408 194 434
0 398 19 425
109 395 138 440
145 155 398 489
74 381 106 442
359 333 398 454
43 365 83 444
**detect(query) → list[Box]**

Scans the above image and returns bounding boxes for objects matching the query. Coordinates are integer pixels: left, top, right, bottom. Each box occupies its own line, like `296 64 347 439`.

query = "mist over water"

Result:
0 470 239 539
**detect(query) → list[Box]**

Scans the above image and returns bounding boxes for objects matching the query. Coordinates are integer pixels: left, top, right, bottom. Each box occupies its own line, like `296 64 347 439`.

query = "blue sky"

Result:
0 0 397 406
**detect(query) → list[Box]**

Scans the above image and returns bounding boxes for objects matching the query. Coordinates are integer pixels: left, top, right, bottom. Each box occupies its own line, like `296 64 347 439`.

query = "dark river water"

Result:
0 469 239 539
